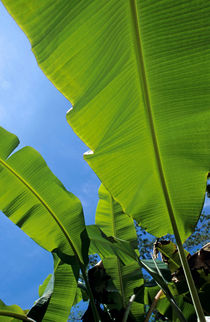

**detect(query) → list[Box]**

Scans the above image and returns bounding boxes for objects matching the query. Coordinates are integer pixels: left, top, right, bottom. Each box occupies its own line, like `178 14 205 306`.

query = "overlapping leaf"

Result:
103 257 144 321
42 256 79 322
87 225 137 265
95 185 144 319
154 240 190 273
3 1 210 240
38 274 53 298
96 184 138 249
0 127 89 264
91 186 186 319
27 254 79 322
0 300 28 321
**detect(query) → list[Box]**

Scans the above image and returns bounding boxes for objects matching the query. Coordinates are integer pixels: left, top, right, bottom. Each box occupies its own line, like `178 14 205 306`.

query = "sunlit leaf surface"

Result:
0 127 88 264
3 1 210 241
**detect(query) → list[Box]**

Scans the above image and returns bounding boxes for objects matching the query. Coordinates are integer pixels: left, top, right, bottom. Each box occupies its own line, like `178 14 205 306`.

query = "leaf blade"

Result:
2 1 210 240
0 127 88 264
42 258 79 322
95 185 144 319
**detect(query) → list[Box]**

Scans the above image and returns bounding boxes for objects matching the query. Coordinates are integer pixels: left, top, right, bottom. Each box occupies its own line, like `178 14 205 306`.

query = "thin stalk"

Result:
0 311 35 321
122 285 145 322
122 294 136 322
144 290 163 322
80 264 101 322
130 1 206 320
151 253 167 283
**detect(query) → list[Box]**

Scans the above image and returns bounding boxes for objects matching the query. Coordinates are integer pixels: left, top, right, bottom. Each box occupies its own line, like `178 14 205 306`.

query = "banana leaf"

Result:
3 1 210 240
87 224 137 265
103 257 144 321
38 274 53 298
95 185 144 320
96 184 138 249
95 186 187 320
0 127 89 264
27 254 79 322
0 126 89 319
42 256 79 322
154 240 190 273
0 300 29 321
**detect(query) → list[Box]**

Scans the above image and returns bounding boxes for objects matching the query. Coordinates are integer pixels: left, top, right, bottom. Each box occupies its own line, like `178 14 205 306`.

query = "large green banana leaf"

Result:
87 225 186 320
0 127 89 264
28 254 79 322
103 257 144 321
3 1 210 240
42 257 79 322
95 185 144 319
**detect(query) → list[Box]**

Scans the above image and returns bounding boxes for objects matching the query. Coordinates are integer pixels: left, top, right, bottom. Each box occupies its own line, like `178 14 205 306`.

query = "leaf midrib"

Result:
129 0 176 226
0 157 79 260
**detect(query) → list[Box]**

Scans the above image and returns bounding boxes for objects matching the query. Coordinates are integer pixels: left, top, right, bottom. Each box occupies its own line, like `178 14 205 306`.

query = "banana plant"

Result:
2 1 210 320
0 300 31 321
95 184 144 321
0 127 99 321
0 126 204 321
153 240 210 316
89 185 186 321
27 254 79 322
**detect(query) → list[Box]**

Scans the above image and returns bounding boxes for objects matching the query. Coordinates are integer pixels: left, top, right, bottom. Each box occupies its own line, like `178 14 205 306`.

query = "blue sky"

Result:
0 2 100 309
1 1 210 314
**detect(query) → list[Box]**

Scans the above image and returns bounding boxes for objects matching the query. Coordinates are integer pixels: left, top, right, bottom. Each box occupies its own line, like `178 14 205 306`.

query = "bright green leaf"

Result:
95 185 144 319
96 184 138 249
28 254 79 322
103 257 144 320
87 224 137 265
42 257 79 322
2 1 210 240
0 300 28 322
0 127 89 264
38 274 53 298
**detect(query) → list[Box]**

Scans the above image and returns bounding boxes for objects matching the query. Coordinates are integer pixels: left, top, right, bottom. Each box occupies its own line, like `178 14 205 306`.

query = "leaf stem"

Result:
122 294 136 322
144 289 163 322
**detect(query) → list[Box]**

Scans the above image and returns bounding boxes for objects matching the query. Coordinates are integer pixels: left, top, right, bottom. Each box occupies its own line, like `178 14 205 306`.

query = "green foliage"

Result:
95 185 144 320
154 240 190 273
0 126 89 264
38 275 53 298
1 1 210 321
42 256 79 322
0 300 28 321
3 0 210 241
0 127 90 320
